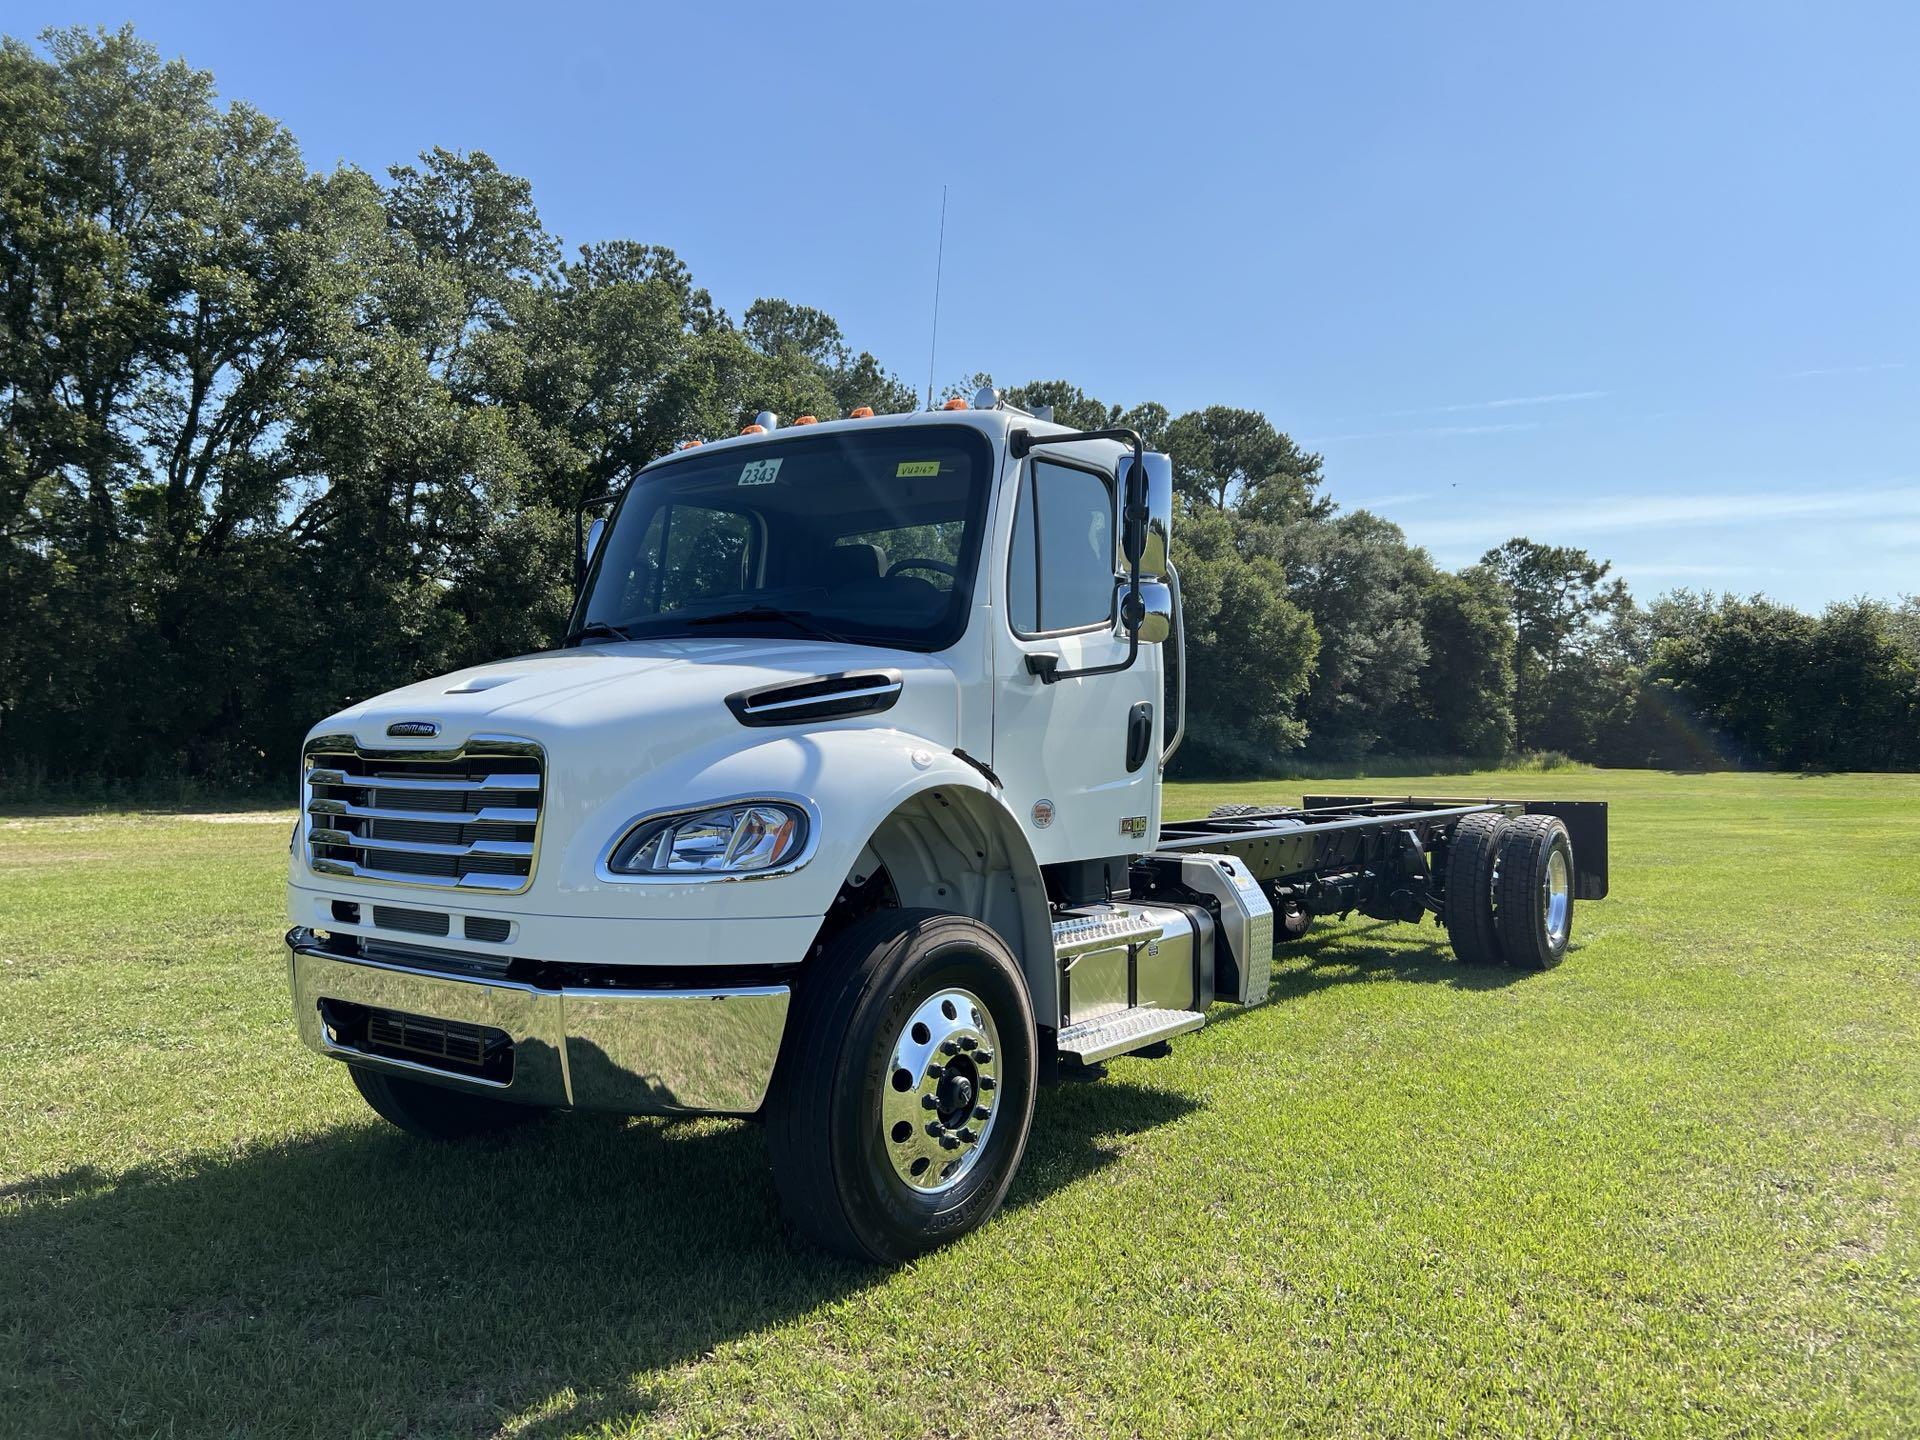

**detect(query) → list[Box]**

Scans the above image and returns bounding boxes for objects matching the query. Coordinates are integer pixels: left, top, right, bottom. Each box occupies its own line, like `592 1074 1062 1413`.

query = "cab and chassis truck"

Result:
286 394 1608 1263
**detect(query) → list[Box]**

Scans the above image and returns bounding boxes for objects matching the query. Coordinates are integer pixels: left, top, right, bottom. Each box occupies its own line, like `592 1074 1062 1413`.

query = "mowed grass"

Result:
2 771 1917 1438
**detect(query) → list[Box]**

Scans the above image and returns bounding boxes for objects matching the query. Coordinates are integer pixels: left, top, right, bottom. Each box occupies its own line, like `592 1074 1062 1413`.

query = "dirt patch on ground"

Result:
0 811 293 831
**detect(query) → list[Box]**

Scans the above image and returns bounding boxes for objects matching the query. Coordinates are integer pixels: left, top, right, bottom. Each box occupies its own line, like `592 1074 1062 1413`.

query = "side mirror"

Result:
1115 579 1173 643
1137 452 1172 579
1113 452 1173 580
574 488 617 600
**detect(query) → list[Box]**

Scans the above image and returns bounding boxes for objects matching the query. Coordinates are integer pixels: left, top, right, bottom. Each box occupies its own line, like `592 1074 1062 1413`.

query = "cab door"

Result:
991 451 1162 866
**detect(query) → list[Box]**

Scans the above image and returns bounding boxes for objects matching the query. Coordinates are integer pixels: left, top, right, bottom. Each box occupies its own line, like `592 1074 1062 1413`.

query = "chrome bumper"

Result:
286 929 790 1115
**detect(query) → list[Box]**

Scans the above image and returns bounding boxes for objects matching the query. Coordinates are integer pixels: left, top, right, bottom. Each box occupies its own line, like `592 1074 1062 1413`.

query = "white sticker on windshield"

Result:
738 458 782 487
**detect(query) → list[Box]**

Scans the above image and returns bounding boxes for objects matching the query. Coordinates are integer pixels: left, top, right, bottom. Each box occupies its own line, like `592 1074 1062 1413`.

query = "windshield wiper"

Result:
561 620 633 648
683 606 850 645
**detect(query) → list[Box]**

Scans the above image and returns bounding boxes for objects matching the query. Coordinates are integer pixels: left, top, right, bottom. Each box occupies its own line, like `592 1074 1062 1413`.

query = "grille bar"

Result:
308 799 539 827
310 827 533 860
311 857 527 891
307 768 537 794
303 733 543 894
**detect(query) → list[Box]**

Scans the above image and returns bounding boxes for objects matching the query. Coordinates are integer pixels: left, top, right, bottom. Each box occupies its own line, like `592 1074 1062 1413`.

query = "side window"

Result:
1007 460 1115 635
614 503 757 616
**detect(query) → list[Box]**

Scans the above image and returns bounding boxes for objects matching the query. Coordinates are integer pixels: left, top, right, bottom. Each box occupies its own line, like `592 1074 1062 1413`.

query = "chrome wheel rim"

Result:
880 987 1001 1194
1544 848 1571 945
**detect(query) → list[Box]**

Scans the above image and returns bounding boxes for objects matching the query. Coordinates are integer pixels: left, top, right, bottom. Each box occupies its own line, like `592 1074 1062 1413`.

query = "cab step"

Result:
1056 1006 1205 1065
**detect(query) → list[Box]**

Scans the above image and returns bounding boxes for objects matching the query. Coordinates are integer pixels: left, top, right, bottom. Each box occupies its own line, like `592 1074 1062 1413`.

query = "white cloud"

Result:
1304 421 1540 444
1406 483 1920 549
1789 362 1905 378
1611 561 1781 579
1339 490 1438 510
1381 389 1609 417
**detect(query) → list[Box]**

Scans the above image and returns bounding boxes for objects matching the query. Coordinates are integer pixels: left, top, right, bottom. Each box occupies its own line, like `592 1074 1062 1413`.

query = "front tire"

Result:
349 1065 536 1140
767 908 1037 1264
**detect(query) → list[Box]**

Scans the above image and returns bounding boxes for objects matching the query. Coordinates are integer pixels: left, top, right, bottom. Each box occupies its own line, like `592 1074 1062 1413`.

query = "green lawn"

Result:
3 770 1917 1438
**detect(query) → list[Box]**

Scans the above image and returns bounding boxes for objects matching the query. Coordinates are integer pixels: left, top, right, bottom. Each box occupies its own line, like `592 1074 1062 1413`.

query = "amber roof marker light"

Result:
941 396 969 411
792 415 818 425
849 406 875 419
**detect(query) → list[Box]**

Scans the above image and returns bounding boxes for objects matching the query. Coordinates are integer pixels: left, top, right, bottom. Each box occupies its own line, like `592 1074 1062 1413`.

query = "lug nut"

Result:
941 1038 960 1055
974 1048 993 1063
922 1094 937 1110
926 1121 944 1138
958 1036 977 1051
925 1063 944 1079
979 1076 996 1091
940 1135 960 1150
973 1106 990 1121
958 1127 978 1143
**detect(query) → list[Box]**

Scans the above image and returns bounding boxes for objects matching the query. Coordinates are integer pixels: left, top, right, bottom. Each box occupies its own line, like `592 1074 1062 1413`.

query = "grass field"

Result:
3 769 1917 1438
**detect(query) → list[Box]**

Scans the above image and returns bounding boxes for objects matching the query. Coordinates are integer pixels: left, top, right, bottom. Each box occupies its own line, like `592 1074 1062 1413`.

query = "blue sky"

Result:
17 2 1917 608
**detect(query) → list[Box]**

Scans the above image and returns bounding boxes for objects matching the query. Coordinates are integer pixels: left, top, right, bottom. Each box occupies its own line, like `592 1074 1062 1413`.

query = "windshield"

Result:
571 424 995 652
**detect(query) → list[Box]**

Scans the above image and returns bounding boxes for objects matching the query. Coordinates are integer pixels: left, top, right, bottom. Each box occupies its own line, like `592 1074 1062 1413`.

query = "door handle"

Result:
1126 702 1154 772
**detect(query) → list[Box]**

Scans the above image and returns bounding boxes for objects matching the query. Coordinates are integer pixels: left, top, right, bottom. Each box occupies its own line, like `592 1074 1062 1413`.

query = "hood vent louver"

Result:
726 669 904 728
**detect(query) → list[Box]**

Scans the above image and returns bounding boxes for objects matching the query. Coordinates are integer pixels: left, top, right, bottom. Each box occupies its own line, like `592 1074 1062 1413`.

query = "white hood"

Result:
316 636 961 760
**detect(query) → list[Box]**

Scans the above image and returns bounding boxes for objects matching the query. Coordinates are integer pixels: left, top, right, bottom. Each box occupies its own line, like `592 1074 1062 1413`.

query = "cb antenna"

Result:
925 184 947 410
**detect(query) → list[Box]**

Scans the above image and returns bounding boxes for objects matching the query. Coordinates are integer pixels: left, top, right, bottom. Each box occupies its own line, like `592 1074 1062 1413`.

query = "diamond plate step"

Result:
1056 1006 1205 1065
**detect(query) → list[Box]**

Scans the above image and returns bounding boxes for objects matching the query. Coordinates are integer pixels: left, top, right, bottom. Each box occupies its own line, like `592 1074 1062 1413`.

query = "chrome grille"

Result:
303 734 543 893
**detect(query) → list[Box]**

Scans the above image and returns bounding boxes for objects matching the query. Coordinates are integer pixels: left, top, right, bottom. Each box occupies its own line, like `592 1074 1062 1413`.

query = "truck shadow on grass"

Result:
1261 920 1540 999
1 1078 1196 1438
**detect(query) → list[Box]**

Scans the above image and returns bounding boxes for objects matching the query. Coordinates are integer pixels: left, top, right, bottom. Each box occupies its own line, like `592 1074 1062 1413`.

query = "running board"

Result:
1056 1007 1205 1065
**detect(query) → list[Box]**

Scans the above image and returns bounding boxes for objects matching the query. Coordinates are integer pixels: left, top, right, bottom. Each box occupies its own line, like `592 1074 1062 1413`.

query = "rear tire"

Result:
1444 812 1508 966
349 1066 536 1140
1494 815 1575 970
767 908 1037 1264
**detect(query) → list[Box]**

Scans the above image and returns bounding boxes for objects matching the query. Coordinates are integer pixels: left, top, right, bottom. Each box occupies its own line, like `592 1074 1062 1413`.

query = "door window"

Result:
1008 460 1115 635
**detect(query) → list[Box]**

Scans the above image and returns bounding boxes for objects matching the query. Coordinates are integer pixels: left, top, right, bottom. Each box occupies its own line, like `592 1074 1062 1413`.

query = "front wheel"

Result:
766 908 1037 1264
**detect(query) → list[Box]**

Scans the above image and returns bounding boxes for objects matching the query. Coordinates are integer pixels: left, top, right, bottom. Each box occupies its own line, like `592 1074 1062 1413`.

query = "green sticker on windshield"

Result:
896 460 940 477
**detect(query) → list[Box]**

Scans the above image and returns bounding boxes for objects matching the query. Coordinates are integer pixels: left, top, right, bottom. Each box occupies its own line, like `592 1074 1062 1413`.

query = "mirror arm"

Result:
1162 563 1186 765
1009 427 1147 685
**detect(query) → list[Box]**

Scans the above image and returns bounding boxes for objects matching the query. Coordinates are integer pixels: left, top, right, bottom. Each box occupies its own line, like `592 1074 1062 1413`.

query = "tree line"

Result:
3 28 1916 793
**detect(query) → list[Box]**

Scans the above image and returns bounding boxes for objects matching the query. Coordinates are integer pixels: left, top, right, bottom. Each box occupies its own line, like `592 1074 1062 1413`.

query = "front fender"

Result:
553 728 1040 926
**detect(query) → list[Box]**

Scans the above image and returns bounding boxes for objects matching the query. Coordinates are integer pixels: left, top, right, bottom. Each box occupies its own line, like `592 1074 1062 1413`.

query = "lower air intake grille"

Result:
373 905 449 936
464 916 511 943
353 1004 512 1081
368 1009 488 1067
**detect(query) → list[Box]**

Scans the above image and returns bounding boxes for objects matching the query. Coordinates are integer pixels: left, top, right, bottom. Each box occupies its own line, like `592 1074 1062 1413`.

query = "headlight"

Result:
606 801 810 876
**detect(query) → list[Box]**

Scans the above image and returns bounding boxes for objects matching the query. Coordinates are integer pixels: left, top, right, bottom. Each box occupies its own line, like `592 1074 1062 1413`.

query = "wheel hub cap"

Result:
1544 848 1571 945
882 987 1001 1193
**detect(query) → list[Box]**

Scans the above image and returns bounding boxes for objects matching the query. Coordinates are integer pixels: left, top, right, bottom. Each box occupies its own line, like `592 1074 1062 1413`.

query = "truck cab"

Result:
287 393 1603 1262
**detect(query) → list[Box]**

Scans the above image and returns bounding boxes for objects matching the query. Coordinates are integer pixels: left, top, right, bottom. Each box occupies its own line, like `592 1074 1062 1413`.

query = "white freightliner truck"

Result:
286 391 1609 1262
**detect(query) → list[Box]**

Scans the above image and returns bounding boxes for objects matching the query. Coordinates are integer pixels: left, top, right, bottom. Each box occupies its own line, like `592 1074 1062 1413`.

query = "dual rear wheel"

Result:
1444 813 1575 970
